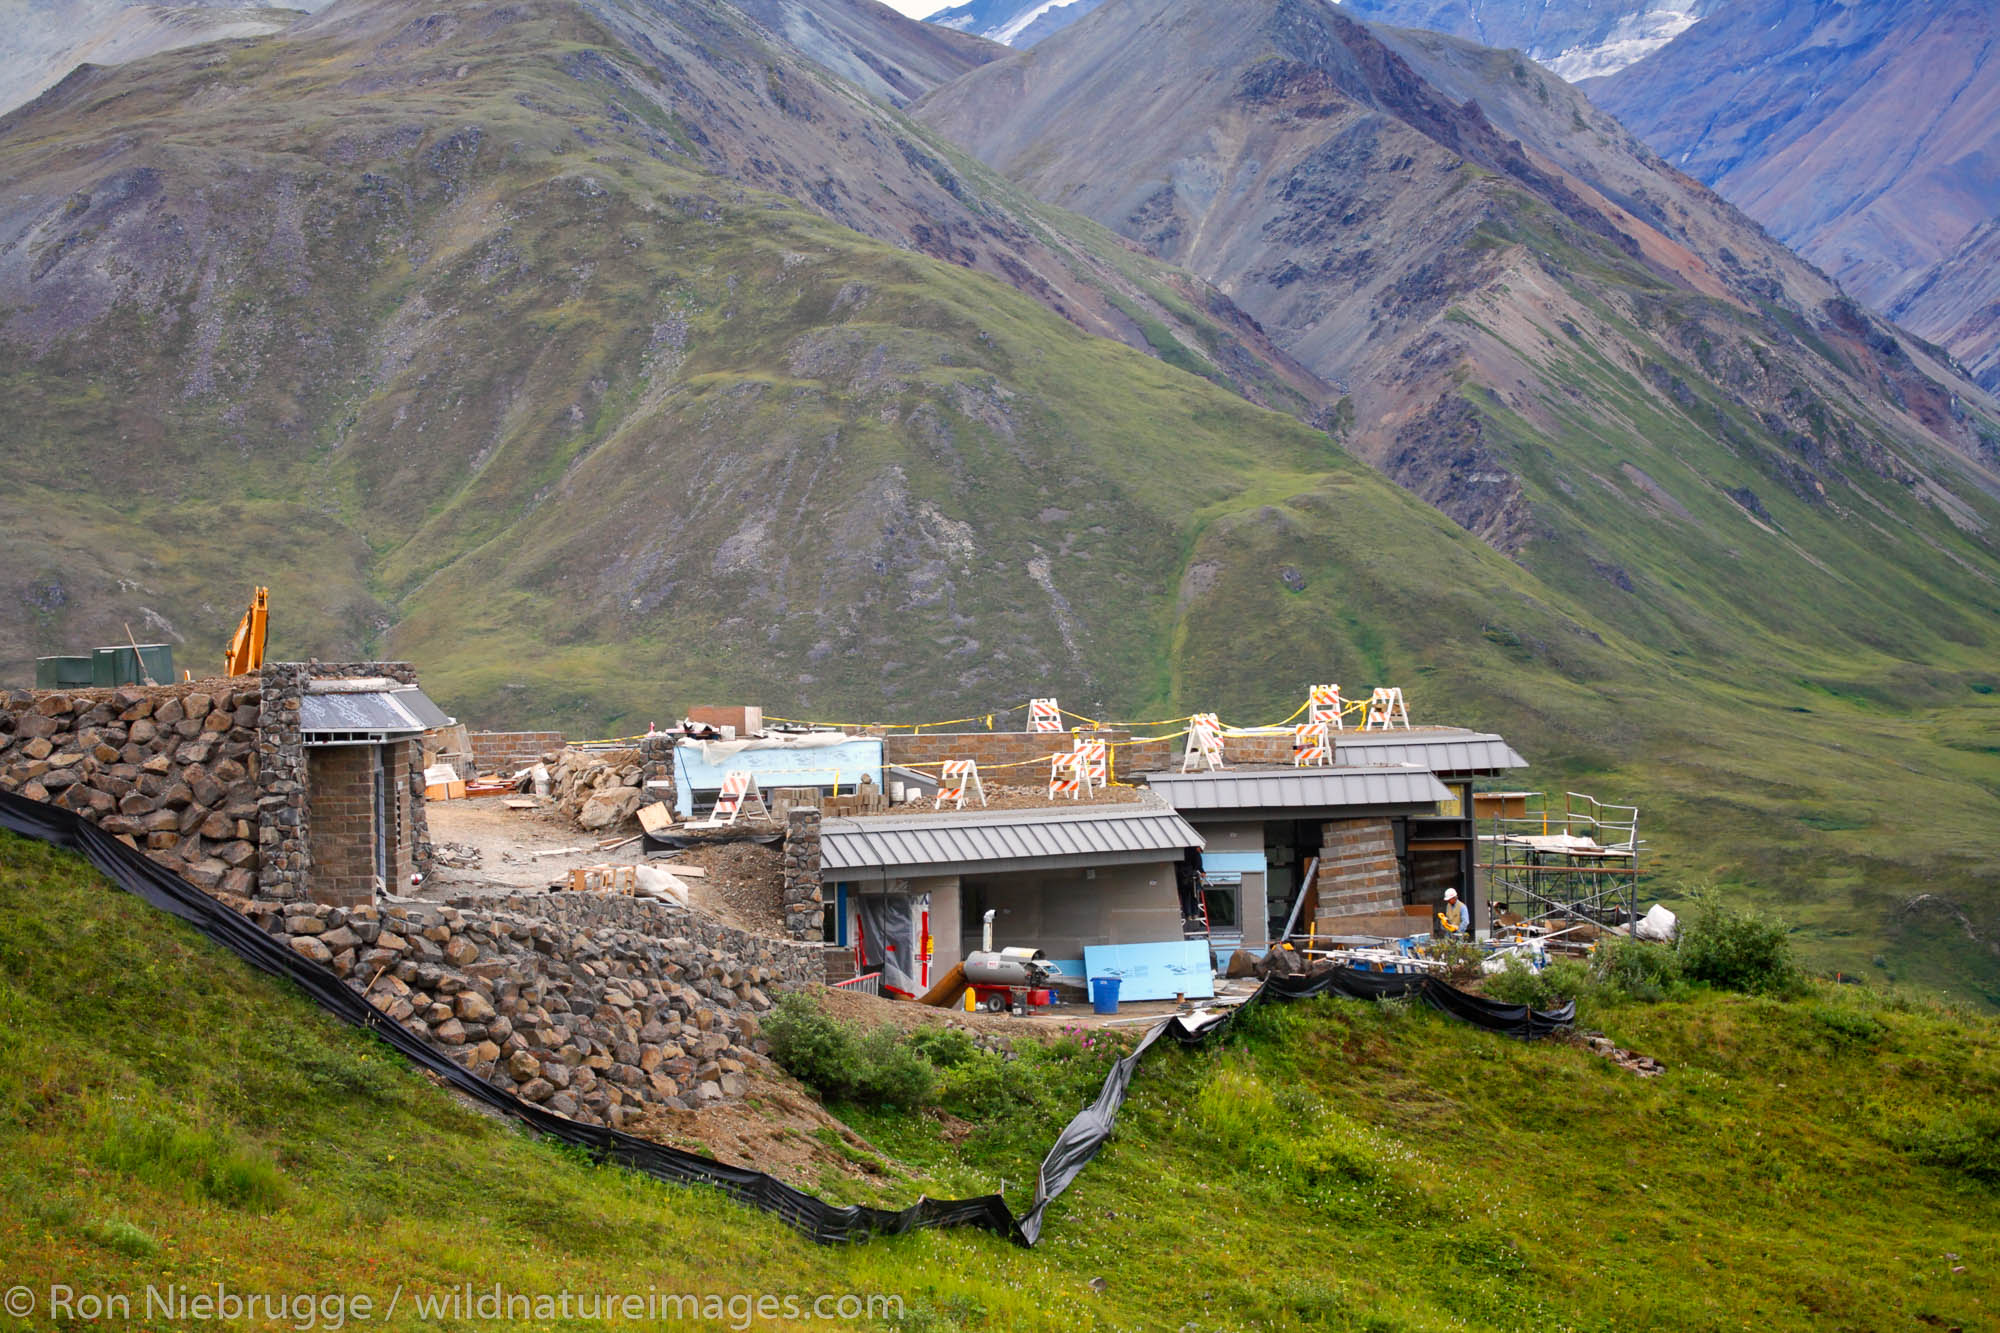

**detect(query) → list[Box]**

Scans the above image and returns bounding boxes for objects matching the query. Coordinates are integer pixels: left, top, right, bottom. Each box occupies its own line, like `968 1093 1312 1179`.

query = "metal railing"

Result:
831 971 883 996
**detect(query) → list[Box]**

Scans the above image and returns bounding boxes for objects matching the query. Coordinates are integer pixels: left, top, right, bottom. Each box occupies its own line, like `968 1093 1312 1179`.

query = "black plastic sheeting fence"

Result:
0 791 1571 1248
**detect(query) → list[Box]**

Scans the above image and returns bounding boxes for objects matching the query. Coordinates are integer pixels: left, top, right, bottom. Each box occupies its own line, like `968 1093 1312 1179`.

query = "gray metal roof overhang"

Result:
1145 765 1454 820
820 806 1205 880
1331 731 1527 778
298 685 453 746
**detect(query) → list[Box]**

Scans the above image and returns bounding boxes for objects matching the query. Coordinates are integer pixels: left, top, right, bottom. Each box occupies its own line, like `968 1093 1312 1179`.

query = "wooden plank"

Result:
653 863 706 878
637 802 673 834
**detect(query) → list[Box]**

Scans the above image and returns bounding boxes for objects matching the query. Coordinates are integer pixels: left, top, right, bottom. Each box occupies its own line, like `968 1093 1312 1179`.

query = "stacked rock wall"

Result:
0 680 265 895
781 807 824 941
250 889 819 1125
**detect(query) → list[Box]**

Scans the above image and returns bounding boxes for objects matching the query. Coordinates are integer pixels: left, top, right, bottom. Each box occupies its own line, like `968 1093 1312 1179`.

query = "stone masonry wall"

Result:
0 680 265 895
781 807 823 941
250 890 820 1125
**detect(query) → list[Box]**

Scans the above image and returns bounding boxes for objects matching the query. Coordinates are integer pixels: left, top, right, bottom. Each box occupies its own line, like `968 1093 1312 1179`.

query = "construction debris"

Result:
1578 1030 1666 1077
545 747 646 830
431 841 483 870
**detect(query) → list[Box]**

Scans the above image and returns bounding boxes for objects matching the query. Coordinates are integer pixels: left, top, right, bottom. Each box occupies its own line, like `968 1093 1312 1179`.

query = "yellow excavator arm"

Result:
224 586 269 676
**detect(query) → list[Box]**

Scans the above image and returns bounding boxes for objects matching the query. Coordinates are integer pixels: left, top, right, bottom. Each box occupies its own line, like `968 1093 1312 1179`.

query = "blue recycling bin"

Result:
1089 976 1121 1015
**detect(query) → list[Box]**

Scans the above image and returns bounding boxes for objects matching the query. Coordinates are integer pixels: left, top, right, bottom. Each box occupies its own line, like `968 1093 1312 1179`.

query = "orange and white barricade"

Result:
1364 687 1410 730
1293 721 1331 767
1309 683 1345 731
1073 736 1109 788
1048 750 1095 800
1182 713 1224 772
935 759 987 810
1027 698 1063 732
711 771 767 823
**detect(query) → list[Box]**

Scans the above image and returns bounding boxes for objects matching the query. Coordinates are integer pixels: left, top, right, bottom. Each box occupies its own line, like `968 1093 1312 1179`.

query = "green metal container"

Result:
91 644 174 687
34 656 95 689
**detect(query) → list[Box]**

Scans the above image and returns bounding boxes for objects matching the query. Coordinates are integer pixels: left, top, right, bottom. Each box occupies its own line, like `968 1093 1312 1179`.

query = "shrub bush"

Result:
761 992 938 1108
1677 889 1804 995
1591 937 1683 1002
1891 1108 2000 1185
1424 934 1486 983
1483 954 1591 1008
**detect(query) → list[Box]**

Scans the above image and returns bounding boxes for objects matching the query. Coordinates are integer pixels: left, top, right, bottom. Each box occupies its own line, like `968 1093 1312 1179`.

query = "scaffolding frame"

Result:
1481 791 1641 937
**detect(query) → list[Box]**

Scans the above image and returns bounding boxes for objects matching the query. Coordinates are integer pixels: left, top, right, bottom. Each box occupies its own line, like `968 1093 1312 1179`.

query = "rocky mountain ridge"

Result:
1590 0 2000 394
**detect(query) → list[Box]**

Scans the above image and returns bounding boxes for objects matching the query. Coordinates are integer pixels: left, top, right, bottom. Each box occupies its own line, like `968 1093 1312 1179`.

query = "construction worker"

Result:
1436 886 1470 935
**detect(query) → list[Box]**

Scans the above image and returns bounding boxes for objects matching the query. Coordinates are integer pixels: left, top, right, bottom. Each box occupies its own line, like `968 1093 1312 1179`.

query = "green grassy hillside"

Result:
4 831 1998 1330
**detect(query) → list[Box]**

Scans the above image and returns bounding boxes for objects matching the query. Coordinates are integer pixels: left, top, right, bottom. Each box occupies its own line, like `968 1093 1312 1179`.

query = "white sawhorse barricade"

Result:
935 760 987 810
1073 737 1108 789
700 770 767 826
1293 721 1332 767
1048 750 1096 800
1183 713 1224 772
1364 687 1410 730
1027 698 1063 733
1309 684 1346 732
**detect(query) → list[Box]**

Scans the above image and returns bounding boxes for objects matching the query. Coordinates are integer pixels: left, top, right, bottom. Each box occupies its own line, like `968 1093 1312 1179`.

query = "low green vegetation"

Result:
1485 892 1802 1010
8 833 1995 1329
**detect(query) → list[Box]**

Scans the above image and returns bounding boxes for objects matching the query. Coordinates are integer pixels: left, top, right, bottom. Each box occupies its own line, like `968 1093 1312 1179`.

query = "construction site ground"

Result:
419 797 785 935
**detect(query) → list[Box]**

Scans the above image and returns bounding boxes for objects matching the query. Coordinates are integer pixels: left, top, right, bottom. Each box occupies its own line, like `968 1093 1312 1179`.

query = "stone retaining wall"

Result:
0 679 265 895
255 888 818 1125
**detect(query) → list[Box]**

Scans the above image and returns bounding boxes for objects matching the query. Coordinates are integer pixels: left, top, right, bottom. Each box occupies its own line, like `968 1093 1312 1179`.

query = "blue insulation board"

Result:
1082 940 1216 1001
671 739 884 816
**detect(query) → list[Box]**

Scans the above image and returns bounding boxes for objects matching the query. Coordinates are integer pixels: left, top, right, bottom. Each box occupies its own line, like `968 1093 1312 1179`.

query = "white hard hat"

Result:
1444 887 1458 901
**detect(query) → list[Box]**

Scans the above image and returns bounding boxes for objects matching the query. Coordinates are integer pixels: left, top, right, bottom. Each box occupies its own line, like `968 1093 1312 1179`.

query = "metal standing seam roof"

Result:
1145 764 1453 813
1331 730 1527 776
819 804 1205 876
297 686 453 741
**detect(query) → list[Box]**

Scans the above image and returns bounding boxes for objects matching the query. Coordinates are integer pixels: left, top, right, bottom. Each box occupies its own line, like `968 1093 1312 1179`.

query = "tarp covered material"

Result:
0 790 1572 1250
686 732 860 764
671 736 883 817
855 890 926 999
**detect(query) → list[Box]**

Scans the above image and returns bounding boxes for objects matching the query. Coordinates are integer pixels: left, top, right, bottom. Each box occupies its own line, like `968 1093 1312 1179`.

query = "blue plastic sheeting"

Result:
1201 851 1268 875
671 738 883 816
1082 940 1215 1001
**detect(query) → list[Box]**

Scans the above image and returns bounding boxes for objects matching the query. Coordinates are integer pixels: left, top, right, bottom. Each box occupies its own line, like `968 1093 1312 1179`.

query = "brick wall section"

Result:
1410 849 1459 910
1315 818 1404 918
881 728 1307 778
306 745 380 907
0 679 264 896
469 731 566 773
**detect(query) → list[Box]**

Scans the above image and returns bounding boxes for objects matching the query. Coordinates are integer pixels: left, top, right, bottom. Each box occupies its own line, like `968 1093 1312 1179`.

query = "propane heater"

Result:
963 910 1061 1014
